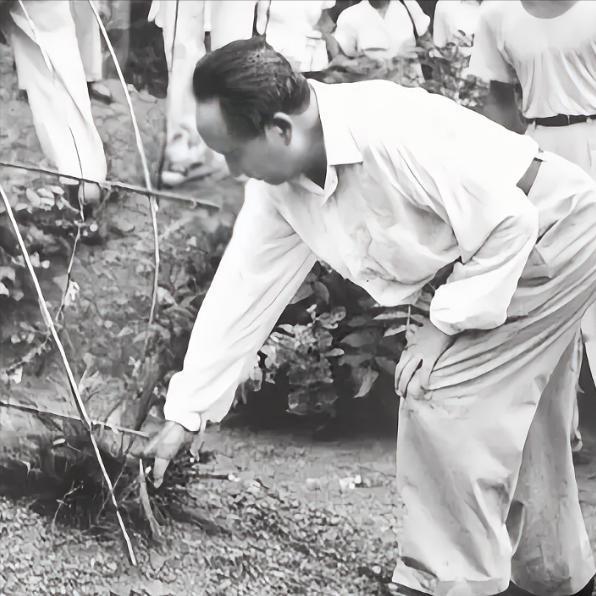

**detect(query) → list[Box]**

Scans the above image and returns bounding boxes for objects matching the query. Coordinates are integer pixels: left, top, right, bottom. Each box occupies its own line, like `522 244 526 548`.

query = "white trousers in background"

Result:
70 0 103 83
394 153 596 596
528 119 596 451
8 0 106 181
149 0 256 169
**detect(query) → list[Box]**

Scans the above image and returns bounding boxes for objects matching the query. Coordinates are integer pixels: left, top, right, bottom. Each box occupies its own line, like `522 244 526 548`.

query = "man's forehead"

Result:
196 99 237 153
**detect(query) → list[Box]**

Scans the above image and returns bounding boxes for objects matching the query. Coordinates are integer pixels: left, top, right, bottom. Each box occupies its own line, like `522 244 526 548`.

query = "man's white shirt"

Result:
165 80 540 430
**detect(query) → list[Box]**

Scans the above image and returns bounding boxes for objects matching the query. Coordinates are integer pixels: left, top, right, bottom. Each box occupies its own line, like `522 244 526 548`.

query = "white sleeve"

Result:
403 0 430 37
432 1 451 47
334 9 359 57
428 189 538 335
164 181 317 431
370 101 539 335
469 3 517 84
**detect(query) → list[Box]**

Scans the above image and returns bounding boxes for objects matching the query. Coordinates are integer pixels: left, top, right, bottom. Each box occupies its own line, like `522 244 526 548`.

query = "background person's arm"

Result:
332 7 359 58
469 4 526 133
483 80 527 135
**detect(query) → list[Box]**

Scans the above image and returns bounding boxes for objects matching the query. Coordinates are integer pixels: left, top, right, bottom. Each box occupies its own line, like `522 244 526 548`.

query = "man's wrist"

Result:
163 403 203 432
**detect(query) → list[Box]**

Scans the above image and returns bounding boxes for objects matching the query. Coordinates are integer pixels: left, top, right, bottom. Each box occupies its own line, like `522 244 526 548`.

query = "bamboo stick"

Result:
0 160 220 211
0 399 151 439
0 179 138 566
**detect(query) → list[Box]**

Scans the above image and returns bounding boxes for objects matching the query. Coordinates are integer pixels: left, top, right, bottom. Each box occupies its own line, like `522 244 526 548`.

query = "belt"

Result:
517 156 542 196
529 113 596 127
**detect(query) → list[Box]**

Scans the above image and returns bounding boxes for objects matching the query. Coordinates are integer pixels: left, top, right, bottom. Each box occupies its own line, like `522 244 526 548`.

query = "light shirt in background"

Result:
256 1 335 72
469 0 596 119
334 0 429 60
164 79 539 430
433 0 481 49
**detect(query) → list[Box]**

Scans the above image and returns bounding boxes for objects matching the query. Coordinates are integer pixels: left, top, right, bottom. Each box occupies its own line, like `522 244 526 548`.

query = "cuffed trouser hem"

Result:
392 565 509 596
514 567 596 596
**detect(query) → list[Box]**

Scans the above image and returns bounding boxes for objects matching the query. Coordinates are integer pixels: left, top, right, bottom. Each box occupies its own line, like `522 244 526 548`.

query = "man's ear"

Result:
267 112 293 145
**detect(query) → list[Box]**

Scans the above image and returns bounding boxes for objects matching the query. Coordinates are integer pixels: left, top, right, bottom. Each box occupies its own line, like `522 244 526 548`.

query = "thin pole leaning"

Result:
0 399 151 439
87 0 160 339
0 160 220 211
0 183 138 566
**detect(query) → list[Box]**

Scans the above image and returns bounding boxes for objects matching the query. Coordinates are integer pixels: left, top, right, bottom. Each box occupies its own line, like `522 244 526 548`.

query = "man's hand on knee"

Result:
394 321 454 400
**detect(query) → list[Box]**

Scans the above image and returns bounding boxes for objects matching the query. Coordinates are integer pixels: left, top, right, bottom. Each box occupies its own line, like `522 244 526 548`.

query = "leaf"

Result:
341 329 380 348
384 324 407 337
260 344 278 367
318 307 346 329
375 356 397 376
36 187 54 199
25 188 42 208
29 253 41 268
48 185 64 196
313 281 330 303
323 348 344 358
353 367 379 398
338 353 370 368
373 308 410 321
157 286 175 306
346 314 373 328
52 274 69 290
0 266 15 283
289 282 315 305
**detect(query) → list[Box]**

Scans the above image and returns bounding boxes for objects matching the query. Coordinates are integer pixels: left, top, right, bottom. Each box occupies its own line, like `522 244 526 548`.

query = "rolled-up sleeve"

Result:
164 181 316 431
428 183 538 335
371 109 539 336
419 155 539 335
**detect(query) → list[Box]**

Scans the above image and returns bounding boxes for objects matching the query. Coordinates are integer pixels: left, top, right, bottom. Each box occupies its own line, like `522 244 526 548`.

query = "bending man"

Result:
146 38 596 596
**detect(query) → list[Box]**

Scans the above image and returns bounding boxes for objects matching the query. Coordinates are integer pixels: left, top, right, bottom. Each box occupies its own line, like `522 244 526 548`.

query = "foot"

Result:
87 81 113 104
64 181 102 216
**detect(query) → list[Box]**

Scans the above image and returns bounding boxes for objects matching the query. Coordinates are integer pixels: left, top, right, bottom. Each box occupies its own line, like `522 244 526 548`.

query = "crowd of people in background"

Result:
0 0 484 195
1 0 595 451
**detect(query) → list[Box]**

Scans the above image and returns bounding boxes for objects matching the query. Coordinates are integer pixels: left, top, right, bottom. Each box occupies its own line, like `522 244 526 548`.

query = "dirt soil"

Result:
1 44 596 596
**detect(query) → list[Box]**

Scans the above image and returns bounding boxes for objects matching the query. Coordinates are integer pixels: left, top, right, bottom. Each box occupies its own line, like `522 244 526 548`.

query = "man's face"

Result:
196 99 305 185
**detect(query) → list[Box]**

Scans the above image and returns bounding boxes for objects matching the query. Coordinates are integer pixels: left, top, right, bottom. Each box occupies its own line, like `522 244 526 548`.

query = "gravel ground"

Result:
0 428 401 596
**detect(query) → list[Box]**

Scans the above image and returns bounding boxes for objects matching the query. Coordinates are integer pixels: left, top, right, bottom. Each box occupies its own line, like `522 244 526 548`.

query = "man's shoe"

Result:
87 81 113 104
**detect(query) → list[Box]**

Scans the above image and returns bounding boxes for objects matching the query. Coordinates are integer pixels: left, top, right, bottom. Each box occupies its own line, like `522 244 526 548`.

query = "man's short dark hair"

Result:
192 37 311 139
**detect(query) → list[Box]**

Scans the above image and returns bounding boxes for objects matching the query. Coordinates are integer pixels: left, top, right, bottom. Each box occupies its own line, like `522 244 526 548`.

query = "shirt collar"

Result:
308 80 363 167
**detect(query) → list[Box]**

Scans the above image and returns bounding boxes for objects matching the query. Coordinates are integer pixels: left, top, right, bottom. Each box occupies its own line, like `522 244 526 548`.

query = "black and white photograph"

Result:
0 0 595 594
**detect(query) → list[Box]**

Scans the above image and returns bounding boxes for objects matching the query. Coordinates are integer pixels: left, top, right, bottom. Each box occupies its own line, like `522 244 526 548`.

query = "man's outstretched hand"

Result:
143 420 196 488
394 320 454 400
